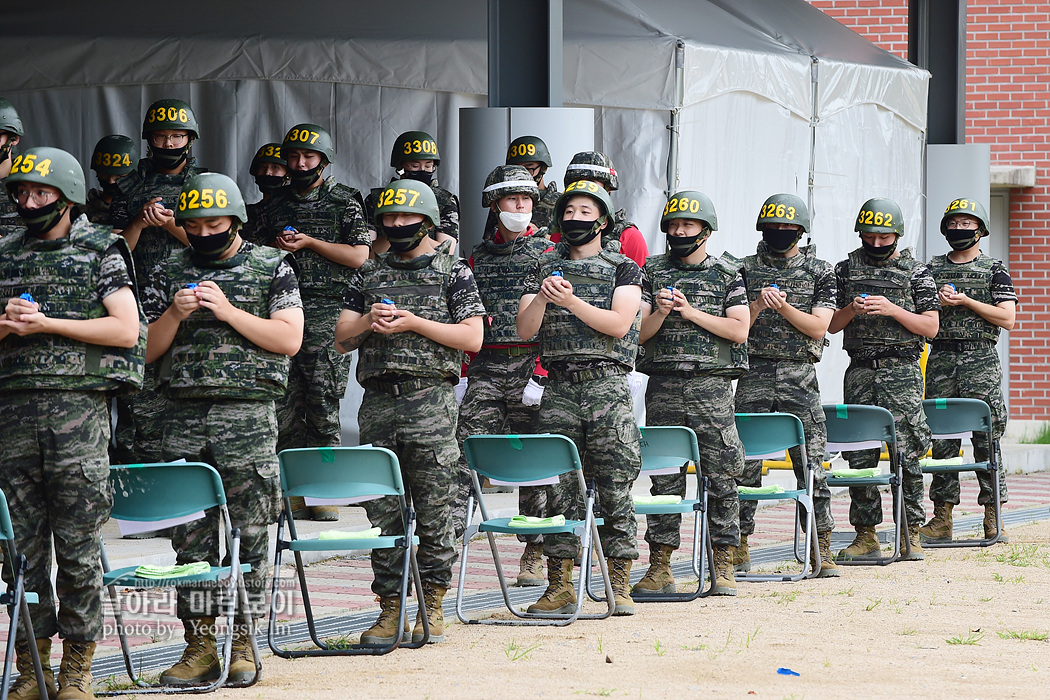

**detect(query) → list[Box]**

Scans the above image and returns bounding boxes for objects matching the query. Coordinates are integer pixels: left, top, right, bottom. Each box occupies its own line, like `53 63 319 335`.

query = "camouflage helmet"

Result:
660 190 718 233
373 179 440 229
855 197 904 236
390 130 440 168
939 197 990 237
0 97 24 137
176 173 247 225
141 98 199 139
564 151 618 191
282 123 336 164
756 193 809 233
6 147 86 206
91 135 139 176
249 142 287 175
551 179 614 235
482 164 539 208
506 135 552 167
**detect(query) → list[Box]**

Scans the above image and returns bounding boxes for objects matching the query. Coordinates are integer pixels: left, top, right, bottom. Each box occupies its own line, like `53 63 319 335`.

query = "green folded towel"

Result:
509 515 566 528
634 495 683 505
317 528 381 540
738 485 785 495
134 562 211 579
830 467 882 478
919 457 964 467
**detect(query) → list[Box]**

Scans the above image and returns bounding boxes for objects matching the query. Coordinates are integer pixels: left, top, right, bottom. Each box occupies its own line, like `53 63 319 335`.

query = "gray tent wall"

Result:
0 0 928 435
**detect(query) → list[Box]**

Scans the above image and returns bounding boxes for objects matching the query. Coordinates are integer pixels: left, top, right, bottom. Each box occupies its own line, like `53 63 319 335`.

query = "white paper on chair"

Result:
116 511 205 536
931 432 972 440
745 451 787 461
826 440 883 452
488 476 559 487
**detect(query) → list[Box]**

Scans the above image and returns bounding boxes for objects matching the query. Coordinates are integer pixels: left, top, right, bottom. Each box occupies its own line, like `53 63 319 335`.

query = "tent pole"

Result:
665 40 685 197
808 56 819 238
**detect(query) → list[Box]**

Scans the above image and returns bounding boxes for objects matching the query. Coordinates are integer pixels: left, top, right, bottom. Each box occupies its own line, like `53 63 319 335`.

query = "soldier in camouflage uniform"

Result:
241 142 287 245
633 190 748 598
562 151 648 267
365 131 460 255
109 98 205 466
0 147 145 700
336 179 484 645
919 198 1016 544
496 135 560 232
143 173 303 687
732 194 839 578
450 165 549 586
259 123 371 521
0 97 25 238
517 180 643 616
829 197 940 562
83 135 139 227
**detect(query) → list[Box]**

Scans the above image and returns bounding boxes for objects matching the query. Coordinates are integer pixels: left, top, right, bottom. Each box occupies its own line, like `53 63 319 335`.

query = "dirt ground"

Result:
206 520 1050 700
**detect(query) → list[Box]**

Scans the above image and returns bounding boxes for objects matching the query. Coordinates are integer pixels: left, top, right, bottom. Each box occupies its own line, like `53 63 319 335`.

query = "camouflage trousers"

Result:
645 373 742 548
0 390 112 642
734 359 835 535
277 301 352 451
925 344 1008 506
451 351 542 542
360 382 459 597
162 399 281 619
113 364 166 464
540 374 641 560
843 358 930 529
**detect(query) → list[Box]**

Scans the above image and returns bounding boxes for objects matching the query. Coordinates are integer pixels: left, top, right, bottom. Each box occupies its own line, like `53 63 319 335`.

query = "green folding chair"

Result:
823 404 911 565
456 434 615 626
921 398 1003 547
0 488 48 700
627 426 713 601
101 462 259 694
267 446 427 656
735 413 818 582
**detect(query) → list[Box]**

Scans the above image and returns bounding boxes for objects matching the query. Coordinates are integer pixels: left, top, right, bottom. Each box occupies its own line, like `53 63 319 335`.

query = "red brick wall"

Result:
809 0 1050 420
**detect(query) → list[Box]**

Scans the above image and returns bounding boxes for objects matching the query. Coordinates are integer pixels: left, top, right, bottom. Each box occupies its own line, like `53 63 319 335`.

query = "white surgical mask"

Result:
498 210 532 233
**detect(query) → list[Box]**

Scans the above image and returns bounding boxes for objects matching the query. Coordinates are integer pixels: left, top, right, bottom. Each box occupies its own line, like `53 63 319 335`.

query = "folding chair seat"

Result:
734 413 818 582
921 398 1003 547
455 434 614 626
100 462 259 694
823 404 911 565
266 446 427 656
0 488 48 700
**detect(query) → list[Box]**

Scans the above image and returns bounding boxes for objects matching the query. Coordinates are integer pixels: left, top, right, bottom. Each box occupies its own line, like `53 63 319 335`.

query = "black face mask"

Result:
946 229 981 251
384 222 427 252
561 218 602 246
149 144 190 171
761 227 801 254
666 231 708 258
100 179 122 197
401 169 434 186
17 201 67 236
187 228 235 261
861 239 897 261
289 166 323 191
0 142 13 164
254 174 286 195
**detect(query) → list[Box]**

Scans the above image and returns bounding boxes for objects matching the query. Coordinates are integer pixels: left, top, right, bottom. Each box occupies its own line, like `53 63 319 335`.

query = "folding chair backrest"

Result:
278 447 405 500
735 413 806 460
922 398 992 438
638 426 700 472
109 462 227 524
822 404 897 449
464 434 583 483
0 488 14 543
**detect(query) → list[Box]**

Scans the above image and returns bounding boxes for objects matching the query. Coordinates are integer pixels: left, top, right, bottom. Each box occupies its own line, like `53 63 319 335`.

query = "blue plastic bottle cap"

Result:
381 298 394 305
19 292 34 303
283 226 296 232
769 283 779 290
552 271 563 277
186 283 198 290
860 294 868 298
666 286 675 292
947 283 956 291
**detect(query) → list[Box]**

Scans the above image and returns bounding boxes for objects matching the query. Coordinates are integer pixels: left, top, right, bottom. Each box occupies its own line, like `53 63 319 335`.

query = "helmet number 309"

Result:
11 154 52 177
179 188 229 211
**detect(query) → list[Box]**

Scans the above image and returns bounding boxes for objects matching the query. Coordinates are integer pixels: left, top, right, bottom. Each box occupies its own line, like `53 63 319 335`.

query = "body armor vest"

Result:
842 247 923 353
471 234 548 346
639 253 748 377
532 183 560 230
0 216 146 393
156 242 290 400
927 253 1001 342
743 244 830 362
357 243 463 381
537 244 639 367
83 189 112 226
0 197 21 239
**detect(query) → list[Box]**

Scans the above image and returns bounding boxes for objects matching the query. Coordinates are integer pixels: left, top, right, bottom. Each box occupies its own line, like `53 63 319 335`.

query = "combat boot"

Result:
631 544 676 597
918 502 954 543
308 505 339 522
527 558 576 614
901 524 925 561
160 618 220 686
360 597 410 646
810 532 840 578
711 545 737 596
732 535 751 573
984 504 1009 543
411 583 446 644
8 638 57 700
836 526 880 561
516 542 545 587
55 640 95 700
227 624 258 685
607 558 634 615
